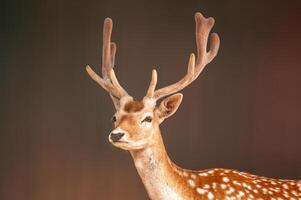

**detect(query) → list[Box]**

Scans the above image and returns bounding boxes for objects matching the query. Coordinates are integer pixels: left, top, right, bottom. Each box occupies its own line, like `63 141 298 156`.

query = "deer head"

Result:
86 12 220 151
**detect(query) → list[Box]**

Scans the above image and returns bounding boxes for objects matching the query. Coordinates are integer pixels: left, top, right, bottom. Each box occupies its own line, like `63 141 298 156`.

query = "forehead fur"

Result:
124 101 144 113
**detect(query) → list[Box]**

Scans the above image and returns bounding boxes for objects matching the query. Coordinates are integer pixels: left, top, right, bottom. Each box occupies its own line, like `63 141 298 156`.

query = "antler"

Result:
86 18 129 108
145 12 220 100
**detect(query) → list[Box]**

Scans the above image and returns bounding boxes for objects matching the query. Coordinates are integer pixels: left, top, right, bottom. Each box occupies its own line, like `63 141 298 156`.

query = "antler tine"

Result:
194 12 220 78
152 53 196 99
145 69 158 98
86 65 120 98
151 12 220 100
102 18 113 78
110 42 117 68
107 41 121 108
102 18 128 96
86 17 129 103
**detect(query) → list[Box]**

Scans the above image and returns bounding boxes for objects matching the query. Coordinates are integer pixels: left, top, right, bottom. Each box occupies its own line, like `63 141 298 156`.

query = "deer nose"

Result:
110 132 125 142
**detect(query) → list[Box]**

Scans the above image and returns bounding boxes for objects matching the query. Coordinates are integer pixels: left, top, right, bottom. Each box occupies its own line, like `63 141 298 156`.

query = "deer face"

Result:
108 94 183 150
86 13 219 150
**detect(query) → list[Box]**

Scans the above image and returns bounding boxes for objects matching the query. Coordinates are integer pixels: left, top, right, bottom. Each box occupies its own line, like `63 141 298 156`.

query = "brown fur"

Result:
131 128 301 199
119 115 138 134
124 101 144 113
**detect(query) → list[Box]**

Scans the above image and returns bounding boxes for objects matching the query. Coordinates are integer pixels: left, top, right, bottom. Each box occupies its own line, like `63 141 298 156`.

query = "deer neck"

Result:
130 128 187 200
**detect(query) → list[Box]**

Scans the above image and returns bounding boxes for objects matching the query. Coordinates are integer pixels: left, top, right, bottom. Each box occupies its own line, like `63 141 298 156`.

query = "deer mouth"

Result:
109 137 129 145
111 139 147 150
109 138 128 145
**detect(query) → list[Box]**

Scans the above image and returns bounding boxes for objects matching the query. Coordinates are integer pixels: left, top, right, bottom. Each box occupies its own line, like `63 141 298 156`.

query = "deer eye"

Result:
111 116 117 122
142 116 152 123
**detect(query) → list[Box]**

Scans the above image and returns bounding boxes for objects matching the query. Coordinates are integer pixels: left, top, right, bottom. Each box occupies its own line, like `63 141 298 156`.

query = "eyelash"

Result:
142 116 152 123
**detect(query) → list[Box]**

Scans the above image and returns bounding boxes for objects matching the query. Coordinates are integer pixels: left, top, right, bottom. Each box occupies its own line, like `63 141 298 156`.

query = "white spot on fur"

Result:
226 187 235 195
198 172 208 176
187 179 196 188
196 188 207 195
207 192 214 199
190 174 197 179
220 183 227 189
203 184 210 189
238 191 245 197
233 180 241 186
262 188 268 194
282 183 289 189
283 192 290 198
292 190 298 196
223 177 230 182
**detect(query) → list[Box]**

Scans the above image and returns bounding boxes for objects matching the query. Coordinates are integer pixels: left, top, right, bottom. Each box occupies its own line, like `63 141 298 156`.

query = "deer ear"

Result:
156 93 183 123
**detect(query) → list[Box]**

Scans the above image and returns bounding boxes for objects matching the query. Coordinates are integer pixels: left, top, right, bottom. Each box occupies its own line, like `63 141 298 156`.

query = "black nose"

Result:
110 132 124 142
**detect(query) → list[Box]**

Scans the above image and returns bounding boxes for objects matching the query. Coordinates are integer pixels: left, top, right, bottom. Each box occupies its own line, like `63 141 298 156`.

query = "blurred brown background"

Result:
1 0 301 199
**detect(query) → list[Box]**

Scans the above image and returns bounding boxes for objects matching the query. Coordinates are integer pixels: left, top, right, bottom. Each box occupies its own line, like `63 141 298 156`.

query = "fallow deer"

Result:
86 11 301 200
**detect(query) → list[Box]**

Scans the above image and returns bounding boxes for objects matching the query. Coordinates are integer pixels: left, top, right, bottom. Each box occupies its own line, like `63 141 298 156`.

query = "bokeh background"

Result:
1 0 301 199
